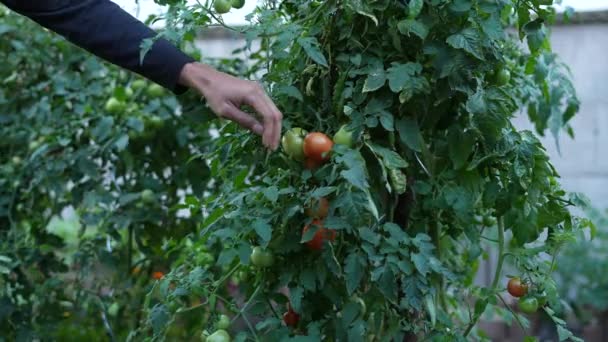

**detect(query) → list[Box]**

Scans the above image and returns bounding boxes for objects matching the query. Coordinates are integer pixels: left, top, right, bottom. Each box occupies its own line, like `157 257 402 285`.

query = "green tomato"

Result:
140 189 155 204
333 125 354 147
146 84 165 98
250 247 273 267
125 87 134 98
206 329 231 342
131 79 148 90
216 314 230 330
146 115 165 130
105 97 125 114
231 0 245 9
28 140 41 151
213 0 232 14
11 156 22 166
200 252 215 266
518 297 539 314
281 127 307 161
482 215 496 227
495 68 511 86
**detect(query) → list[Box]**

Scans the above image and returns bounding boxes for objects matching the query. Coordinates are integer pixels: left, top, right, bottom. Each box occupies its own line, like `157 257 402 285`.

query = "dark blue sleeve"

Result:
0 0 195 94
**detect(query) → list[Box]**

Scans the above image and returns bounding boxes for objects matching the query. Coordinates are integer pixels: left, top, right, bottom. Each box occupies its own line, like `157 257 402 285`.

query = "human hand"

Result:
178 62 282 150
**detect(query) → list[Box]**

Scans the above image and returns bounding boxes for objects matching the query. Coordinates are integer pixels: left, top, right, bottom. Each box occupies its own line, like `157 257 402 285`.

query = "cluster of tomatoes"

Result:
213 0 245 14
507 277 547 314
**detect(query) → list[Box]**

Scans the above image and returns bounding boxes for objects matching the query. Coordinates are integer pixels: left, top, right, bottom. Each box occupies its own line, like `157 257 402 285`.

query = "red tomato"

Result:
302 220 336 251
152 271 165 280
283 307 300 327
304 132 333 162
507 277 528 298
305 197 329 219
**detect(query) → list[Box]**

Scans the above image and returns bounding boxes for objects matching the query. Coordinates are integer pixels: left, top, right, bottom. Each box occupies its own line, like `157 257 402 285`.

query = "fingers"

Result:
220 103 264 136
244 83 283 150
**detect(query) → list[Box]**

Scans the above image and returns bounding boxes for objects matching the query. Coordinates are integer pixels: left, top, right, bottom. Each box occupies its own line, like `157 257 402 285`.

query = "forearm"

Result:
1 0 194 93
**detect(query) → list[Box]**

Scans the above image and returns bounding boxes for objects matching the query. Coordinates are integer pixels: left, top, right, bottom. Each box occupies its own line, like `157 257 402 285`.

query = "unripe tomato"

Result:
250 247 273 267
302 220 336 251
146 115 165 130
28 140 41 151
518 297 538 314
305 197 329 219
140 189 155 204
304 132 333 162
124 87 134 98
206 329 231 342
147 84 165 98
216 314 230 330
495 68 511 86
105 97 125 113
231 0 245 9
283 307 300 327
131 79 148 90
11 156 22 166
213 0 232 14
507 277 528 298
333 125 354 147
281 127 307 161
152 271 164 280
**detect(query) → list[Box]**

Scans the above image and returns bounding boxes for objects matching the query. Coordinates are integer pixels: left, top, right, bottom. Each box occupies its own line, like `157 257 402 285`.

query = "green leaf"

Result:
449 0 472 13
424 295 436 327
446 28 484 60
150 305 170 336
448 129 477 169
411 253 430 276
363 61 386 93
114 134 129 151
297 37 328 67
346 0 378 26
345 252 365 294
262 186 279 203
252 219 272 246
397 19 429 40
91 116 114 141
276 85 303 101
386 62 428 102
396 117 422 152
408 0 424 18
367 143 408 170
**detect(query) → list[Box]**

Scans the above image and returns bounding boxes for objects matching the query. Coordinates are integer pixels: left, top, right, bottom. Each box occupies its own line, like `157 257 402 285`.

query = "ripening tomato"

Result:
213 0 232 14
333 125 354 147
304 132 333 162
518 296 538 314
507 277 528 298
305 197 329 219
283 307 300 327
495 68 511 86
302 220 336 251
152 271 164 280
231 0 245 9
281 127 307 161
206 329 231 342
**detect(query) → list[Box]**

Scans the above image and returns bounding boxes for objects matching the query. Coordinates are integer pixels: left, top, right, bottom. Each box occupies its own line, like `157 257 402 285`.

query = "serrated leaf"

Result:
297 37 328 67
367 143 408 170
397 19 429 40
446 28 484 60
276 85 303 101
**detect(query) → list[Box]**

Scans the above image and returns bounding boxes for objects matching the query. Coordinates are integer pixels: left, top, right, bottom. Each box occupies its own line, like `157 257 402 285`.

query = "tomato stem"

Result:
464 216 505 337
